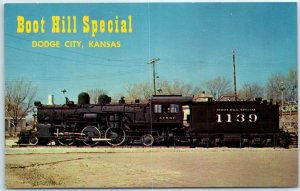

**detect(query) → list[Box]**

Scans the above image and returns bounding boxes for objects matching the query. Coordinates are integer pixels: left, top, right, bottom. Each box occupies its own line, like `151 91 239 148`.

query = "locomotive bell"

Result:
47 94 54 105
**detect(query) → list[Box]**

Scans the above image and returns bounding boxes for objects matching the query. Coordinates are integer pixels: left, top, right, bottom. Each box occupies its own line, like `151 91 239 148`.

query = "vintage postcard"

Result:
4 2 298 188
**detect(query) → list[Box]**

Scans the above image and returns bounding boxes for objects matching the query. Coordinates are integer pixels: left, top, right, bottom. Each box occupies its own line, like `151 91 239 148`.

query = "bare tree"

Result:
124 80 202 101
239 82 265 100
285 68 297 101
205 76 232 100
157 80 198 96
5 80 37 132
86 89 107 104
266 73 285 101
124 83 152 101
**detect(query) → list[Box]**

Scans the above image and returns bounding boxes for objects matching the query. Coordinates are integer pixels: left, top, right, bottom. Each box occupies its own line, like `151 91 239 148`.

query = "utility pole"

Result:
232 50 237 101
147 58 160 95
280 82 285 129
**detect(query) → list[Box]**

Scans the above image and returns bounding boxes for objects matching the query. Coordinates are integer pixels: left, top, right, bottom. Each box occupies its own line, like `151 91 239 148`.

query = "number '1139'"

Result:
216 114 258 123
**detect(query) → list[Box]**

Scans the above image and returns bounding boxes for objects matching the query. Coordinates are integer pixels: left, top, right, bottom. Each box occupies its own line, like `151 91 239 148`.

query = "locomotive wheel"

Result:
279 137 290 148
242 138 250 147
57 137 75 146
29 136 38 145
105 128 126 146
211 138 222 147
141 134 154 146
55 128 75 146
81 126 101 146
279 131 290 148
262 138 272 147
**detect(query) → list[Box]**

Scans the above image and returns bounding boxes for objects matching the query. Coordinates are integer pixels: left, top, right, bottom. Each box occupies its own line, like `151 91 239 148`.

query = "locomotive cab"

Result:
150 95 193 127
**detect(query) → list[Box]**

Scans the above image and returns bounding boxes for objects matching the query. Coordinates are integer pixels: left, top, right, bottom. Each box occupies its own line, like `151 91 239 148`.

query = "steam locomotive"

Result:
17 92 290 147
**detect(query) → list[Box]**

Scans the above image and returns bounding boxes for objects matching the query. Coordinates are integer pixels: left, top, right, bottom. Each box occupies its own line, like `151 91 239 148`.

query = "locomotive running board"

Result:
53 132 85 136
91 138 111 141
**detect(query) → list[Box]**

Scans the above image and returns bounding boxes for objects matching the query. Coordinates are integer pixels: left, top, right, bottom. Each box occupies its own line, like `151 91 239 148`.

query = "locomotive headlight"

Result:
34 101 41 107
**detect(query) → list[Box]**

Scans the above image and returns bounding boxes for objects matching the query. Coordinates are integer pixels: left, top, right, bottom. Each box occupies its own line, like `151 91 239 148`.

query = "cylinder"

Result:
83 113 97 119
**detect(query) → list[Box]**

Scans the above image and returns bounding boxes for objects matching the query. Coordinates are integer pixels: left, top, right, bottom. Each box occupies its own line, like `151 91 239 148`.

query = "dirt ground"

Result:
5 139 298 188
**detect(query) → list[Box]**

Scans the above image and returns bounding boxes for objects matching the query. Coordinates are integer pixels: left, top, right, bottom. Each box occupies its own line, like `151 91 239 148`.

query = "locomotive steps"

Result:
284 126 298 148
289 132 298 148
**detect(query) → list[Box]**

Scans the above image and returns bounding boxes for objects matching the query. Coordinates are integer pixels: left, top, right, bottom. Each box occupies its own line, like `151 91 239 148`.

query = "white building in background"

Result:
5 112 26 135
5 94 55 135
194 91 214 102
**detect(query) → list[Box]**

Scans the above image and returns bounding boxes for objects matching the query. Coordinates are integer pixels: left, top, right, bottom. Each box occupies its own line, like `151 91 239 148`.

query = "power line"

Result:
5 67 146 82
5 45 146 68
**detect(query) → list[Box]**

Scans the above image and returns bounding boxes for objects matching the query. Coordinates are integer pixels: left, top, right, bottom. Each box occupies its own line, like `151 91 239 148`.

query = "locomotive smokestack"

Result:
47 94 54 105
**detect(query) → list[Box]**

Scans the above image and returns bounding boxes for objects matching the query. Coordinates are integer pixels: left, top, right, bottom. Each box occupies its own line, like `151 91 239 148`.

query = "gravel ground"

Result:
5 139 298 188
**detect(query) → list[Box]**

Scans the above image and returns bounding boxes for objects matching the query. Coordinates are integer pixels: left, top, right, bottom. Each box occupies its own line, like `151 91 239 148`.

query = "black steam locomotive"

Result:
17 92 290 147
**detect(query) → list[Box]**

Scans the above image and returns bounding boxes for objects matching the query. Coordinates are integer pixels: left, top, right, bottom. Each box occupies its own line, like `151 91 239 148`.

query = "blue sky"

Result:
5 3 297 104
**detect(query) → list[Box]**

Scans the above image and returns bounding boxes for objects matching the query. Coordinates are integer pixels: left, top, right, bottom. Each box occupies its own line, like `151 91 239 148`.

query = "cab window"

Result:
154 104 162 113
155 104 180 113
170 104 179 113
